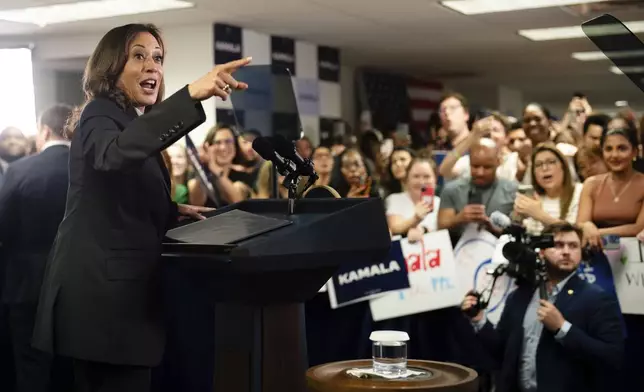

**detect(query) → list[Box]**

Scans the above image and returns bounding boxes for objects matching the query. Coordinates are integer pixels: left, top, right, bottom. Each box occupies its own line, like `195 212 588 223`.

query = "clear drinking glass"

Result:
370 330 409 375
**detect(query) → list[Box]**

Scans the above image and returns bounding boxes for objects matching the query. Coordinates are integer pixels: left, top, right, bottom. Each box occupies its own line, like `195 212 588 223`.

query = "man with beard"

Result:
0 127 29 186
462 223 624 392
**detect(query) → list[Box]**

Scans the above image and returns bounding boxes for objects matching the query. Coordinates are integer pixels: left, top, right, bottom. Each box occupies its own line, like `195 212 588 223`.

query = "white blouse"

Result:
385 192 441 233
523 183 583 235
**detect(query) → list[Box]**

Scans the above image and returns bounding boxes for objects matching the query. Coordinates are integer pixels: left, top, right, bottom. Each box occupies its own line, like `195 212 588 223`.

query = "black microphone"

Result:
271 135 317 177
252 137 296 176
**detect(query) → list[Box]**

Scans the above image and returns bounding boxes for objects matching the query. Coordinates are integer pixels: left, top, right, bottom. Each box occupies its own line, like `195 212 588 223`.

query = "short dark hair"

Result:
583 113 611 135
523 102 552 121
40 104 73 138
508 121 523 131
66 23 165 138
438 92 469 112
542 222 583 242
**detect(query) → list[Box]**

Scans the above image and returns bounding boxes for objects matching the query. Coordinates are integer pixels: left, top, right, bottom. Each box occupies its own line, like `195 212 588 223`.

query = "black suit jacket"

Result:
476 275 624 392
33 86 206 367
0 144 70 304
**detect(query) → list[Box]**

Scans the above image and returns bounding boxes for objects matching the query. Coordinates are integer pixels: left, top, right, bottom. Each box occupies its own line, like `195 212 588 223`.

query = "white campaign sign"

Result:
454 226 516 325
369 230 461 321
606 237 644 315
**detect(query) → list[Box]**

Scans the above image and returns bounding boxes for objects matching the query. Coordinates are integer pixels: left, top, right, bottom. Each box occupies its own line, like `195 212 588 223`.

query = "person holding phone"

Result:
333 148 379 198
32 23 251 392
386 158 440 241
439 112 520 183
438 138 517 242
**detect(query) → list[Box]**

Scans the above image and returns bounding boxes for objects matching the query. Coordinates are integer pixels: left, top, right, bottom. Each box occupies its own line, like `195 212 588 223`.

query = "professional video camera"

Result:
464 211 555 318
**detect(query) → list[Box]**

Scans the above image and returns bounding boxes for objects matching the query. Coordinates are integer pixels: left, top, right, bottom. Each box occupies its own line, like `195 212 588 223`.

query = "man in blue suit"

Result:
0 104 74 392
462 222 624 392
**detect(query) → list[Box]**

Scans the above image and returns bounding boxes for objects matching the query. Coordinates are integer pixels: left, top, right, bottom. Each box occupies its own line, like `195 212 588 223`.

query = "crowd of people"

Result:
0 27 642 389
158 92 644 249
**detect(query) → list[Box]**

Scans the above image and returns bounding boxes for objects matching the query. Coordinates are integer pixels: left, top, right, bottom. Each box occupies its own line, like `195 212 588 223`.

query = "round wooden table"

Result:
306 359 478 392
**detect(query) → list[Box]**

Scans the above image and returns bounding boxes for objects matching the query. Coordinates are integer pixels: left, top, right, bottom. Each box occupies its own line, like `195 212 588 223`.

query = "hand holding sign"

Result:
407 227 424 243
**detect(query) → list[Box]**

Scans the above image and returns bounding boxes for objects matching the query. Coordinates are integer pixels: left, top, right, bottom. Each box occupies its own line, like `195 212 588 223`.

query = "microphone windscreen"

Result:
490 211 512 229
271 135 296 157
252 137 275 161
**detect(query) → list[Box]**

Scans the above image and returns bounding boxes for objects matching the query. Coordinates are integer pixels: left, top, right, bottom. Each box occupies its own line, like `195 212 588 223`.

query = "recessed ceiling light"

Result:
615 100 629 107
571 51 607 61
441 0 604 15
0 0 194 27
520 20 644 41
610 65 644 75
572 50 644 61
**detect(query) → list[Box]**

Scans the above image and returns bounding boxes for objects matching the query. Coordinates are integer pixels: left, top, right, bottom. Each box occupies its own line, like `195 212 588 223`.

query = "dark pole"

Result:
271 163 279 199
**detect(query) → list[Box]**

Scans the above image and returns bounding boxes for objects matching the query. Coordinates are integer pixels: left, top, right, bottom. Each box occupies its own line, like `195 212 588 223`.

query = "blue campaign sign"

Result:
328 240 410 308
578 249 627 335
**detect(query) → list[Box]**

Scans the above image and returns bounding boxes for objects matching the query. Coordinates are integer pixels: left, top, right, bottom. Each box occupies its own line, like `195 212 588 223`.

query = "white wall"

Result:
17 24 356 144
161 24 214 144
32 65 57 115
23 24 216 142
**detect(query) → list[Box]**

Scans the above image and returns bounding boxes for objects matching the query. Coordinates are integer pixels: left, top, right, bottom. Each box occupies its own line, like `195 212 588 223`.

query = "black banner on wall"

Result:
318 46 340 82
271 35 295 76
272 112 300 141
360 70 411 132
319 117 336 146
214 23 242 64
216 108 245 129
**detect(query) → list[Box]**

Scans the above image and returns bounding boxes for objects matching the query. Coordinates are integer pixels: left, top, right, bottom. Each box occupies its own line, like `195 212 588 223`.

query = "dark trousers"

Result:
73 360 151 392
9 303 72 392
0 303 15 392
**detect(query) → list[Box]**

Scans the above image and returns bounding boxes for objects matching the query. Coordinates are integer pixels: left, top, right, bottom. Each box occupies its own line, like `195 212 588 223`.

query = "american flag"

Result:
359 70 410 131
406 79 443 133
359 70 442 134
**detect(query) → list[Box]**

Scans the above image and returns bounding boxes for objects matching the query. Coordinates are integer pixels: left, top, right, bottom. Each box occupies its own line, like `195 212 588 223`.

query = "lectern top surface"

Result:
166 209 292 245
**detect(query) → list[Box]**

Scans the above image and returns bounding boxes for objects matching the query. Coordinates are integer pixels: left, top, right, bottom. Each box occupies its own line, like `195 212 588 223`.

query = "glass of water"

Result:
370 330 409 376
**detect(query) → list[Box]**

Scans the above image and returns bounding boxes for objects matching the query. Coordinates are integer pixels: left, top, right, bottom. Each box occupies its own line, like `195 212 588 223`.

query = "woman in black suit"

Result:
32 23 251 392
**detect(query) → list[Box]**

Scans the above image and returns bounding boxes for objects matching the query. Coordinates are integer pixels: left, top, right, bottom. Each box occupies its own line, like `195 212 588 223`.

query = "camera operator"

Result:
461 223 624 392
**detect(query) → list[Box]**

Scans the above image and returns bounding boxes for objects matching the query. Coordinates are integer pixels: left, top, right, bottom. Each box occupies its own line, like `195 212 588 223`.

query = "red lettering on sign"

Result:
405 239 441 272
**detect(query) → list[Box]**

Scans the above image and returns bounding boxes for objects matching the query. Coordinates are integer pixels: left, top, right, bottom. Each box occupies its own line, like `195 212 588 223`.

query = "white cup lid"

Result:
369 330 409 342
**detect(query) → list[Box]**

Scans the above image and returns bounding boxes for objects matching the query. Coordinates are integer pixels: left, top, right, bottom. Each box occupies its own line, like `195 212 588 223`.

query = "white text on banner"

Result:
369 230 460 321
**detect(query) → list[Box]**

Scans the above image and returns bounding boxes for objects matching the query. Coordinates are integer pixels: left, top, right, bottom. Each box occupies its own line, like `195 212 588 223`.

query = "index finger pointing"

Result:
220 57 252 72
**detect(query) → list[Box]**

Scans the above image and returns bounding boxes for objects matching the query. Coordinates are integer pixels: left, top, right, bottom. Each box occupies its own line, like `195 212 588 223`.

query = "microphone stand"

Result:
536 254 549 300
279 167 318 216
271 162 279 199
464 263 507 318
282 172 299 215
